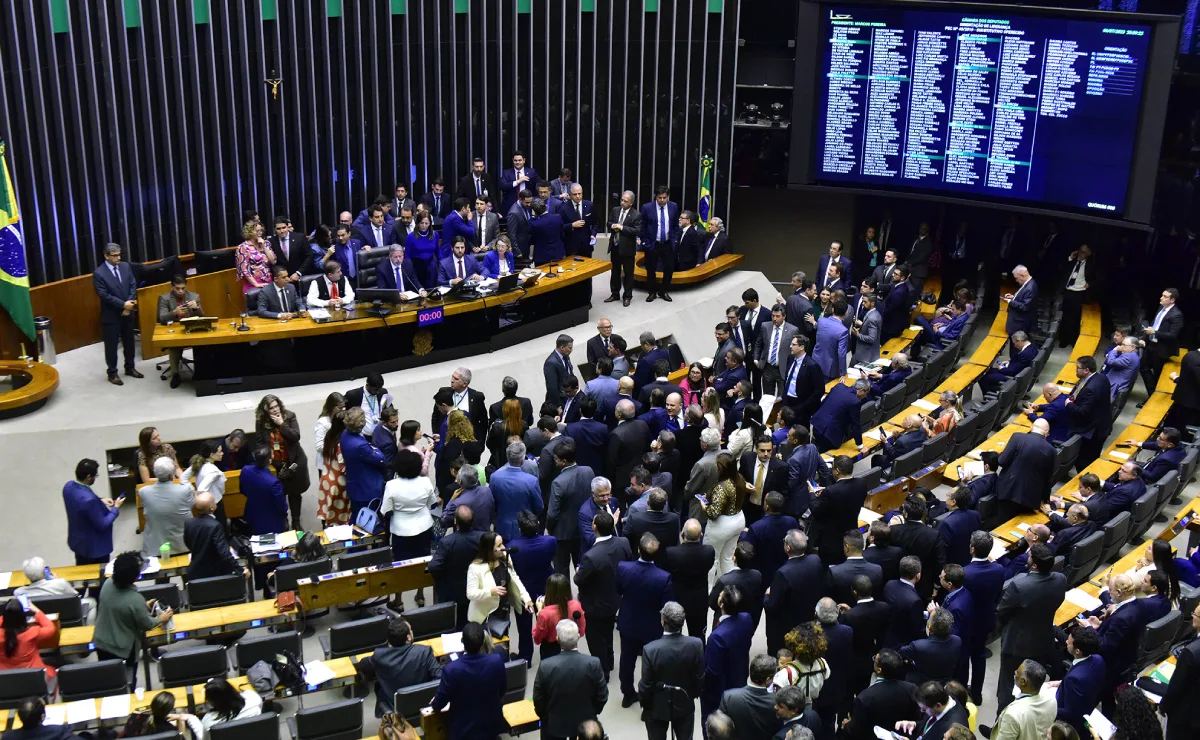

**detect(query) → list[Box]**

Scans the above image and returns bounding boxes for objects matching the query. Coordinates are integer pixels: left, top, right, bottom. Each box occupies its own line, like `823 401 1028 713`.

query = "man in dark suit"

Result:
373 243 426 295
431 367 488 442
499 151 539 215
1161 604 1200 740
1043 502 1097 561
778 336 826 426
995 544 1065 711
1066 355 1113 468
995 419 1057 521
639 601 705 740
565 397 609 477
506 190 535 258
598 376 643 429
739 438 786 525
783 276 818 339
1167 348 1200 433
93 243 143 385
900 607 962 686
881 264 916 341
1021 383 1071 444
390 185 415 219
1084 572 1170 695
542 334 576 407
470 195 500 251
906 222 934 295
698 217 732 265
811 379 870 453
639 186 681 302
708 542 763 627
419 179 452 226
1140 287 1184 398
718 654 783 739
764 529 824 654
435 236 484 286
841 649 921 740
662 519 716 641
702 586 755 720
817 240 854 291
1056 627 1107 739
257 265 306 319
897 682 969 740
883 556 927 649
183 493 245 581
827 533 883 604
626 488 682 555
979 331 1037 396
532 619 608 740
430 623 507 740
428 506 484 629
841 575 891 697
638 360 685 407
872 415 926 474
962 532 1006 704
607 190 643 306
808 456 869 564
488 376 535 428
456 157 496 203
574 509 630 680
675 210 705 271
890 497 946 601
608 399 651 493
813 598 854 730
560 184 597 257
739 491 798 588
547 440 595 574
618 534 675 706
1004 264 1039 335
356 204 398 249
269 216 316 280
872 249 901 298
864 520 905 585
937 488 981 566
586 318 615 367
357 617 442 716
1130 426 1186 483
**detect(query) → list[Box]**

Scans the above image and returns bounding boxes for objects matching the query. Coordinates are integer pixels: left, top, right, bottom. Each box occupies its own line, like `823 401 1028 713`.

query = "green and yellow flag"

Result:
697 155 714 228
0 141 35 341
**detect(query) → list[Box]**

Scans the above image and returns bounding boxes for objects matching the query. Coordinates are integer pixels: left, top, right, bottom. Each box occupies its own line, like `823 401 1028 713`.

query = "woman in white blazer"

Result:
466 531 533 633
381 449 440 608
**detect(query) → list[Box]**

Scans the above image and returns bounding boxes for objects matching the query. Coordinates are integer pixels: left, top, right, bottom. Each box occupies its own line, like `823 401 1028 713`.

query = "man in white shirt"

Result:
1060 244 1093 348
307 260 355 308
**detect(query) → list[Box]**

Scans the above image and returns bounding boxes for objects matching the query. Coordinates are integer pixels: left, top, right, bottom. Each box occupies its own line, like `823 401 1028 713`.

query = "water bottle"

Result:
159 542 171 565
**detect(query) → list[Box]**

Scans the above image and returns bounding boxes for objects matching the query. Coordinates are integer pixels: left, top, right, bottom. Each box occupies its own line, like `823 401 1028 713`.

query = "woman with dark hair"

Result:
405 212 440 288
382 450 439 608
466 532 533 638
703 451 751 585
314 392 345 477
1133 539 1181 605
1110 684 1162 740
486 398 527 466
129 691 203 738
727 401 763 458
136 426 182 484
316 410 350 527
398 420 434 476
679 362 707 408
292 533 327 562
187 440 227 528
774 622 831 704
531 573 586 660
199 679 263 735
254 394 310 530
0 599 56 677
93 551 173 667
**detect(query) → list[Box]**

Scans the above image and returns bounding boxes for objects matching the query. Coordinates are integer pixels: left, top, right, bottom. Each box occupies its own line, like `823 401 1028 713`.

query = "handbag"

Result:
378 713 419 740
355 498 385 535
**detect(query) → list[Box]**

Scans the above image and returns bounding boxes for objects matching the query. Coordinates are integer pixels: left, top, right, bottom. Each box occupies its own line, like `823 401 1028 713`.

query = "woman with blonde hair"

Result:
435 409 480 491
467 531 533 638
923 389 963 437
234 220 275 292
704 451 750 585
486 398 527 466
702 387 725 439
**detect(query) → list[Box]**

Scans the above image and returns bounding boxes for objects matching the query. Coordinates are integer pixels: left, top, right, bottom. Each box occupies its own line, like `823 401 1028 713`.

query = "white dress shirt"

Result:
307 276 356 307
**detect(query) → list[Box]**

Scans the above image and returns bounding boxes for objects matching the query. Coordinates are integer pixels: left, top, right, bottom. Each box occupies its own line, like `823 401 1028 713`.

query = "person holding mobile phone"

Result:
62 458 125 567
0 598 58 678
255 394 311 530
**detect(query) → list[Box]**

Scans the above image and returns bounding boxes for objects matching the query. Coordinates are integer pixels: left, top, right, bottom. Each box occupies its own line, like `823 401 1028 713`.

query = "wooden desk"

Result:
1101 425 1159 464
826 423 904 461
1053 546 1151 625
421 699 540 738
1080 311 1102 338
634 252 744 284
136 470 247 528
1159 496 1200 540
0 361 59 417
1073 334 1100 359
1133 393 1173 428
992 512 1048 544
935 363 990 394
942 424 1025 483
1056 459 1122 502
880 328 920 359
296 557 435 608
988 305 1010 339
966 335 1009 369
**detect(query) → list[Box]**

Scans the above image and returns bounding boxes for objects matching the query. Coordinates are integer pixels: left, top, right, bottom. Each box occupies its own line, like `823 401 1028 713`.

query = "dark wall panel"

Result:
0 0 742 287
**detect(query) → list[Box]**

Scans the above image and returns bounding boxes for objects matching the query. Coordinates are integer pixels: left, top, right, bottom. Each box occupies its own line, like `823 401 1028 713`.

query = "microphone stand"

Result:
226 285 251 332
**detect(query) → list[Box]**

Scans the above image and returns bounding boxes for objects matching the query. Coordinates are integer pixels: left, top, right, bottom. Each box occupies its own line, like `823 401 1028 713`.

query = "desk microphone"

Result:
226 285 251 332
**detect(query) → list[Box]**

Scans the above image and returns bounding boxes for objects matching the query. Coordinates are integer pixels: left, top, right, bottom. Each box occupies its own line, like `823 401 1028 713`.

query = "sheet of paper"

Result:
1065 587 1104 612
441 631 464 654
908 325 923 332
865 427 888 442
1058 385 1074 394
99 694 131 720
43 704 67 726
1017 523 1031 532
276 530 300 549
1109 450 1130 461
989 538 1010 561
873 727 902 740
859 508 882 524
303 660 337 687
399 291 421 301
967 450 983 461
323 525 355 542
912 399 938 412
1150 662 1176 683
1085 709 1115 740
108 557 160 576
223 399 256 412
846 368 862 379
871 357 892 367
65 699 98 724
0 572 11 590
306 308 331 320
960 461 985 478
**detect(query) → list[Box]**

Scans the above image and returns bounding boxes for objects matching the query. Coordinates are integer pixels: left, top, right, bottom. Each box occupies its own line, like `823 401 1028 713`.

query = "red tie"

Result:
330 281 339 300
457 259 464 280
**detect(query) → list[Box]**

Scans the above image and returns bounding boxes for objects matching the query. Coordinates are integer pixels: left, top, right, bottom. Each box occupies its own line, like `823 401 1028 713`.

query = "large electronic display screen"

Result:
813 5 1153 215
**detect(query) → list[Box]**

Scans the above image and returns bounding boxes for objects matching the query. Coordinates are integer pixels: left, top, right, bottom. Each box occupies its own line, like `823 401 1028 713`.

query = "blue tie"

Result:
659 206 667 242
769 328 780 365
786 359 800 397
395 266 402 291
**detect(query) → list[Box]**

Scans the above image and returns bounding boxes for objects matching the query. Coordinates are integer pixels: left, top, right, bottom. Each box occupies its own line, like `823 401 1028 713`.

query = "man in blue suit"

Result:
373 244 427 296
784 427 830 519
872 414 926 473
355 205 398 249
817 240 853 291
562 184 597 257
1091 462 1147 523
565 397 610 476
702 585 754 720
441 198 476 248
814 308 850 380
1004 264 1038 335
739 492 799 588
963 532 1006 704
1022 383 1070 443
330 225 369 282
938 564 975 685
865 352 912 399
435 237 484 287
506 190 535 259
62 459 123 565
1056 628 1106 739
353 196 396 231
617 534 675 706
810 378 870 453
639 186 681 302
528 199 568 264
430 622 507 740
883 556 927 649
1126 426 1185 484
499 151 539 215
912 299 968 354
937 488 981 566
633 332 671 393
1102 338 1141 399
979 331 1037 396
1066 356 1113 468
509 510 557 666
340 409 390 521
240 445 289 535
899 607 962 686
579 477 621 558
93 243 142 384
880 265 915 342
1081 572 1169 692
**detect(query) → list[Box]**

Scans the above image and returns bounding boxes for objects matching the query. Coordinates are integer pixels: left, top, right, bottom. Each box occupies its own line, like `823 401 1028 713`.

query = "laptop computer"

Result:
495 273 520 293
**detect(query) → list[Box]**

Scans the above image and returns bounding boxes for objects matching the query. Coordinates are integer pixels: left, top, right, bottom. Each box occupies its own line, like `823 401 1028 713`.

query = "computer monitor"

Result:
356 288 403 304
193 249 237 275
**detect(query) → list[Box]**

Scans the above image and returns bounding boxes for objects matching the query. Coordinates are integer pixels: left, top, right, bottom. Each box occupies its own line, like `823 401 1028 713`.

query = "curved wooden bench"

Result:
633 252 744 284
0 361 59 419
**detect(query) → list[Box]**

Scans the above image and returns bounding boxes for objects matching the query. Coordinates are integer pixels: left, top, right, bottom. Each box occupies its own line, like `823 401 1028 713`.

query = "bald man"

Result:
1022 383 1069 444
663 519 717 640
183 492 246 581
600 375 642 429
995 419 1057 522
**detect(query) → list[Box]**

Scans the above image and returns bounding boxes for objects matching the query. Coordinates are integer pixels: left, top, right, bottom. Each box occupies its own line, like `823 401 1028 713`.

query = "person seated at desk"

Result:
156 274 203 388
374 243 426 296
1022 383 1070 444
872 415 927 472
1039 502 1098 562
0 599 58 679
196 679 264 736
358 617 443 716
306 259 355 308
1084 462 1146 524
978 331 1037 396
2 698 75 740
921 390 962 437
14 557 82 603
257 265 308 320
483 235 517 279
960 450 999 507
864 353 912 399
436 236 485 287
1124 426 1185 484
912 299 968 355
428 621 508 739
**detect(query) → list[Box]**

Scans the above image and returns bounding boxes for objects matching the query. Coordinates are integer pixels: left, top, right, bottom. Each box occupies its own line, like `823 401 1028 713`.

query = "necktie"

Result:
1153 307 1167 331
734 325 742 350
375 227 382 246
395 266 403 291
576 203 583 222
705 238 714 260
603 336 610 353
675 414 684 429
435 195 441 213
659 205 667 241
279 287 288 313
563 396 572 418
620 210 627 224
563 353 571 372
281 236 289 259
330 280 339 300
457 259 464 280
476 214 483 240
954 237 965 259
769 327 780 365
111 265 121 284
754 462 765 496
476 178 482 196
786 359 800 396
525 208 531 221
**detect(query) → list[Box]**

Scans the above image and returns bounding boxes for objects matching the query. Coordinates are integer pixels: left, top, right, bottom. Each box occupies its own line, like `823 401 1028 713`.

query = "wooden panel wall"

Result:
137 268 245 359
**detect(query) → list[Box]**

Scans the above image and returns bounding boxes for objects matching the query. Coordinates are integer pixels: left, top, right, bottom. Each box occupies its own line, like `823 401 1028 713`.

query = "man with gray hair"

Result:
639 601 705 740
764 530 822 654
1004 264 1038 335
810 378 870 453
704 710 736 740
140 456 195 556
701 216 731 264
986 658 1056 739
812 597 853 732
608 401 650 500
488 441 543 543
532 619 608 740
579 476 620 557
14 557 80 601
440 464 494 532
607 189 642 306
685 427 724 523
900 607 961 685
434 365 487 441
980 329 1037 395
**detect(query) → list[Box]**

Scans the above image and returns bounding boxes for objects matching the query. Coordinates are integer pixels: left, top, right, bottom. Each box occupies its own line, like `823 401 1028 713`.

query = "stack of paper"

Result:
250 537 283 555
0 572 11 590
323 525 356 542
99 694 131 720
859 508 882 524
864 427 889 442
306 308 331 320
912 399 938 412
276 530 300 549
1109 450 1131 461
1065 587 1104 612
988 538 1010 561
106 558 160 576
43 704 68 725
65 700 98 724
441 632 464 654
1085 709 1115 739
1149 661 1175 684
302 660 337 687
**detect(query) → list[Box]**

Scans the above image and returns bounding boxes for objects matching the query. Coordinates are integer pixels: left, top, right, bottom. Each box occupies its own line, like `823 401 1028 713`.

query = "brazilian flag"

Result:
698 155 714 228
0 140 35 341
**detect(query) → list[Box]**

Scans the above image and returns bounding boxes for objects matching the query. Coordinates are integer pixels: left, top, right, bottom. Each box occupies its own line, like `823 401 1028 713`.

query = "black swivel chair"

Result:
0 668 47 709
319 615 390 659
1061 531 1104 589
336 548 394 572
57 659 130 701
287 698 364 740
403 603 457 642
209 712 280 740
158 644 229 688
502 660 527 705
138 582 184 612
234 632 303 674
28 594 86 628
187 574 248 610
355 247 391 288
393 681 440 726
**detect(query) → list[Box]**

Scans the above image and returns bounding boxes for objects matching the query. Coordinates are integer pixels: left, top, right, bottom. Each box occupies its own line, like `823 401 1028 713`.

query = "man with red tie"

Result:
435 236 484 287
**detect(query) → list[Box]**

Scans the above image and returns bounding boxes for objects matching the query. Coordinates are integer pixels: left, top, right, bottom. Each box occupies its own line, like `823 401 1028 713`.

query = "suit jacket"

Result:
1047 518 1098 561
662 540 715 613
843 679 920 740
608 206 643 257
702 613 754 716
915 702 969 740
809 477 869 563
718 685 781 740
617 559 675 640
431 386 488 442
779 354 826 426
764 554 824 650
1056 653 1107 738
827 558 883 604
542 350 576 406
675 224 705 271
361 643 442 715
93 262 137 323
1161 636 1200 739
436 254 484 286
1176 350 1200 412
818 254 854 288
881 280 915 340
546 464 596 540
1097 594 1170 681
740 512 800 587
785 291 815 335
239 463 288 535
739 452 787 507
1066 372 1112 440
883 580 927 648
638 380 685 407
699 232 732 263
1006 278 1039 334
639 200 681 248
890 521 945 601
373 258 423 292
878 429 926 469
488 395 535 429
872 262 900 295
607 419 650 491
529 212 568 263
574 535 633 619
456 172 496 203
183 515 240 580
1145 304 1185 361
506 202 533 256
753 318 797 375
586 334 610 366
639 632 705 721
508 533 557 600
256 282 304 318
418 191 452 223
156 290 203 325
564 419 609 476
938 509 981 566
634 347 671 392
1001 341 1039 378
906 235 933 278
863 544 904 585
340 430 389 504
1103 348 1141 398
1027 394 1070 444
841 598 891 679
533 650 607 737
853 308 883 365
430 652 507 740
499 167 540 214
811 383 864 449
626 510 682 557
816 620 854 714
900 635 962 685
709 567 764 628
996 431 1057 510
813 316 849 378
998 571 1066 657
356 222 399 249
561 199 597 256
1142 441 1185 484
63 480 119 560
428 529 483 608
269 233 316 276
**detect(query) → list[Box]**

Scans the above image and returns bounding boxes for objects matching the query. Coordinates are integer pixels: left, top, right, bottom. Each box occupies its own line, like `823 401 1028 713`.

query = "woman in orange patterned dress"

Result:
316 410 351 526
